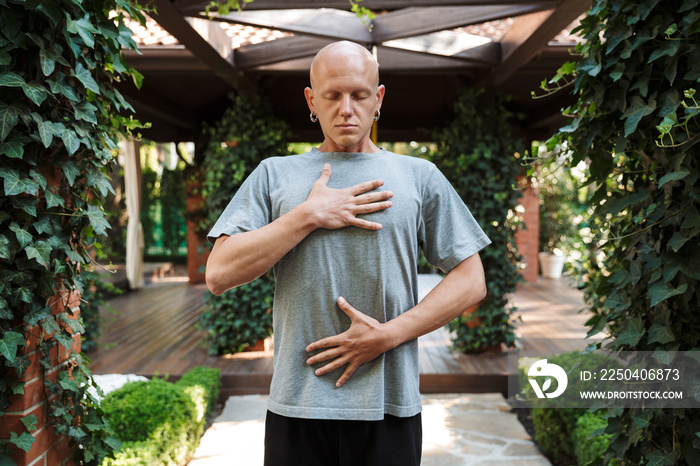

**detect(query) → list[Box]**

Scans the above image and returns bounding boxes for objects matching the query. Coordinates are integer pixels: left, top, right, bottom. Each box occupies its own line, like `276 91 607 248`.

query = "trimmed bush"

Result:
101 367 221 465
518 351 619 463
573 412 617 466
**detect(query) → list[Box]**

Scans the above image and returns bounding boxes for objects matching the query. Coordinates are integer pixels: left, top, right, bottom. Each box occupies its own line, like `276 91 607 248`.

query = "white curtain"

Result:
124 139 144 290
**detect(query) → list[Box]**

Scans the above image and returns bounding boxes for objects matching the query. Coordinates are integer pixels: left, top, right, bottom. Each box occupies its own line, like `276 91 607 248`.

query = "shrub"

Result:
518 351 619 463
102 367 220 465
573 412 617 466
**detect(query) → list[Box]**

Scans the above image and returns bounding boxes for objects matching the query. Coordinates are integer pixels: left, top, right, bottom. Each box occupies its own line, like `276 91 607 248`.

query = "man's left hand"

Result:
306 297 394 388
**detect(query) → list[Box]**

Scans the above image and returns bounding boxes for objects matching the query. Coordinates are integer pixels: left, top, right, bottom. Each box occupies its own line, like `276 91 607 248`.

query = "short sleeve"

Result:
207 162 272 244
418 164 491 273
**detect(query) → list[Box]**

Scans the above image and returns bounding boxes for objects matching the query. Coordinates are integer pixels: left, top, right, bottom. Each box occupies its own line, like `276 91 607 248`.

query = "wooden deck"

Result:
87 275 598 399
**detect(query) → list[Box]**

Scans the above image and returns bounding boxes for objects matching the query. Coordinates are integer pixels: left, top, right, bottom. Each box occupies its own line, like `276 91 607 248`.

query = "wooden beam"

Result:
492 0 590 85
211 8 373 44
371 4 551 43
149 0 253 91
176 0 561 15
382 31 500 65
234 36 334 68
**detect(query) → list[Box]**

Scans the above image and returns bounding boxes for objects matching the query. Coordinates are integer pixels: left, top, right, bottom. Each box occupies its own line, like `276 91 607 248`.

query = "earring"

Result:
374 109 381 121
310 112 318 123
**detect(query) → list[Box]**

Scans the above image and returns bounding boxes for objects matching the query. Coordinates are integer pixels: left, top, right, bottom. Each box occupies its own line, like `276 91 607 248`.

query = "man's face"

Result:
305 44 385 153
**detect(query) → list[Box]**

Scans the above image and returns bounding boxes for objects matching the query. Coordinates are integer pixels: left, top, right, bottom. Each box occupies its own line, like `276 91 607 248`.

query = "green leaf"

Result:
45 189 65 209
0 72 25 88
66 13 98 48
0 331 27 362
615 316 645 347
59 160 80 186
648 321 675 345
59 313 85 334
0 104 20 141
86 204 110 236
60 128 80 155
31 113 54 148
648 282 688 307
39 48 56 76
9 223 33 248
47 78 79 102
21 83 48 106
9 432 35 453
645 449 676 466
658 170 690 188
73 101 98 124
21 415 38 432
72 63 100 94
621 95 656 137
0 167 40 196
0 139 24 159
667 232 689 252
26 241 51 267
648 39 680 63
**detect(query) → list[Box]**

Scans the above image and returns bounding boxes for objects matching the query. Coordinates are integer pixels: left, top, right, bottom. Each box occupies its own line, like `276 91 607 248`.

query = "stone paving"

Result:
188 393 552 466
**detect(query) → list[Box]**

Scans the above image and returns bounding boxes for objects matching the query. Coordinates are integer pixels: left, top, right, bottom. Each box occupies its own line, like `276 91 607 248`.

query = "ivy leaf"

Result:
0 71 26 88
73 100 98 124
9 431 35 453
658 170 690 188
0 104 20 141
72 63 100 94
26 241 51 267
86 204 110 235
648 39 680 63
47 78 79 102
59 313 85 334
645 449 676 466
621 95 656 137
648 282 688 307
45 189 65 209
59 160 80 186
60 128 80 155
648 321 676 345
0 139 24 159
10 223 33 248
21 83 48 106
615 316 645 347
39 48 56 76
66 13 98 48
21 414 38 432
0 331 27 362
667 232 689 252
0 167 40 196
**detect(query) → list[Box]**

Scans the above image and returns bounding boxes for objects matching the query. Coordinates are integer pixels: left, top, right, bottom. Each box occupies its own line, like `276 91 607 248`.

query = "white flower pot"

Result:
538 252 566 279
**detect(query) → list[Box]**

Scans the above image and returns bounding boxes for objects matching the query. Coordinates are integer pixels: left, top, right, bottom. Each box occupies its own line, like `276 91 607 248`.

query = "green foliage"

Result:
197 93 289 355
199 272 275 354
0 0 147 463
433 87 523 352
542 0 700 462
573 412 618 466
520 351 616 463
101 368 220 466
141 161 187 258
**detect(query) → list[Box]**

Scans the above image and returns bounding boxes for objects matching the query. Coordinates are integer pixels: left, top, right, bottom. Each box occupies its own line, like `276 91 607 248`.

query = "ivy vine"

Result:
542 0 700 462
0 0 146 463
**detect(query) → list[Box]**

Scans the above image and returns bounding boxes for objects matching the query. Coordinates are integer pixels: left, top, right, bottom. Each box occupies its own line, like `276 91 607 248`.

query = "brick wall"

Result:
516 177 540 282
1 291 80 466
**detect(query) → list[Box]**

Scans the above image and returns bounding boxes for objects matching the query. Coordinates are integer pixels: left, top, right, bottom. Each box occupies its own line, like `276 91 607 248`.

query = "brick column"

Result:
515 177 540 282
0 290 81 466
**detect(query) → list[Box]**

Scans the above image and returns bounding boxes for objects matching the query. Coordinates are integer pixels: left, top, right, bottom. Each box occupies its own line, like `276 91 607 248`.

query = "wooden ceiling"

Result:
119 0 591 143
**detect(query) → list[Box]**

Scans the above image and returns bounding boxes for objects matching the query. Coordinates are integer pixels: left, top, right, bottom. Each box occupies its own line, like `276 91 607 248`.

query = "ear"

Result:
375 84 386 110
304 87 314 112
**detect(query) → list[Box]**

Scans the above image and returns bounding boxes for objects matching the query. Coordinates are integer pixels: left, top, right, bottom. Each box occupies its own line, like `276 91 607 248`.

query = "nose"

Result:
339 95 353 116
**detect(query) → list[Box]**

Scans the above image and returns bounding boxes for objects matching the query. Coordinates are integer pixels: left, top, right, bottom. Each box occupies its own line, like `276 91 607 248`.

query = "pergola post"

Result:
123 138 145 290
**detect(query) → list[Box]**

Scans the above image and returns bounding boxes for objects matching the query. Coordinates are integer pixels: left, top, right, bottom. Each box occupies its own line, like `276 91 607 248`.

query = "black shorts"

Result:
263 410 422 466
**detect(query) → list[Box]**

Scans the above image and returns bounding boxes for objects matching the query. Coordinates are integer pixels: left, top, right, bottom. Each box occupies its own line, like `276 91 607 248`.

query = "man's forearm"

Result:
383 253 487 350
206 203 317 295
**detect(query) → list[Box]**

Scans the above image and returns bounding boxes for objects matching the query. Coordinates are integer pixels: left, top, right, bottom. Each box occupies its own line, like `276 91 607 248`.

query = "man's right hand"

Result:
305 163 393 230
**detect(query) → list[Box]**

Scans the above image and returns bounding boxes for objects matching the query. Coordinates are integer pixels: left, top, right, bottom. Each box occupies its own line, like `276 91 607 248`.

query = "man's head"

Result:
305 41 385 153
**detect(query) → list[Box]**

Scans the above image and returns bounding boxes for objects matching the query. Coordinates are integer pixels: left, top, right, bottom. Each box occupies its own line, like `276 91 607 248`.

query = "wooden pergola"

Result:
119 0 591 143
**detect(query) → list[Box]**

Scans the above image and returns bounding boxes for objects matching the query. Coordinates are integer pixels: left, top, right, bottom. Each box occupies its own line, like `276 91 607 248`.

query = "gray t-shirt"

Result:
208 148 490 421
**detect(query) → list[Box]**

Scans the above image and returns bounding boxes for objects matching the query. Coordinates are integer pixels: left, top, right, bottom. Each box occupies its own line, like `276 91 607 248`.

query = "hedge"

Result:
101 367 221 465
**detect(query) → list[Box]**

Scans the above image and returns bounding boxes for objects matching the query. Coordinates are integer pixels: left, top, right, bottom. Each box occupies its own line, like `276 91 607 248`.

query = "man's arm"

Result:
305 252 487 387
205 163 394 295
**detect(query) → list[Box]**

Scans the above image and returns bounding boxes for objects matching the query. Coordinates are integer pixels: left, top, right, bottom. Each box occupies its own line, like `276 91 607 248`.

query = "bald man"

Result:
206 41 490 466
